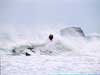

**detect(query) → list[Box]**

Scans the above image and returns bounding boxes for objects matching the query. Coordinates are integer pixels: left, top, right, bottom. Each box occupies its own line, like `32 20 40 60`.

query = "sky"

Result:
0 0 100 34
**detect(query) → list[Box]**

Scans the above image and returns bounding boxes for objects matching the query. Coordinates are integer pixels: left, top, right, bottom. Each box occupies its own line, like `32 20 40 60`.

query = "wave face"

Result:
60 27 85 37
0 25 100 57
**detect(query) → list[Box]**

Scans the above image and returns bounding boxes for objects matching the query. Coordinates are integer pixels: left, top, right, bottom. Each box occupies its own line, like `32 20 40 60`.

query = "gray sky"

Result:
0 0 100 34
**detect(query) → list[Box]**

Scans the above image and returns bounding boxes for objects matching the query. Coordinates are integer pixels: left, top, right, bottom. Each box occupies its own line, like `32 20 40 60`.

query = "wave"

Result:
0 25 100 57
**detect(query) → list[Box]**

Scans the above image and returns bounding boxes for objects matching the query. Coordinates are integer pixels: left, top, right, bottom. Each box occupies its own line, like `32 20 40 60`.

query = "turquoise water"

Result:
49 74 100 75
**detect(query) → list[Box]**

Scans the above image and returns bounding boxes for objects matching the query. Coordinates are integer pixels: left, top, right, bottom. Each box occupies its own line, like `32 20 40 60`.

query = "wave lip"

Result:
60 27 85 37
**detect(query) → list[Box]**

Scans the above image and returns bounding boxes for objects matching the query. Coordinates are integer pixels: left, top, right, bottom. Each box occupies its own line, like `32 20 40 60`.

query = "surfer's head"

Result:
49 34 53 41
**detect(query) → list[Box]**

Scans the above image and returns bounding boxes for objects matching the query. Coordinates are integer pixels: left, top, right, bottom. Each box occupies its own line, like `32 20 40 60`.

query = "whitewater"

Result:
0 24 100 75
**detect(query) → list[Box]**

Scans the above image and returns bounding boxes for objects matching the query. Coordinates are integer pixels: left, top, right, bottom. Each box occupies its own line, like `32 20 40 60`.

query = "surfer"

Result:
49 34 53 41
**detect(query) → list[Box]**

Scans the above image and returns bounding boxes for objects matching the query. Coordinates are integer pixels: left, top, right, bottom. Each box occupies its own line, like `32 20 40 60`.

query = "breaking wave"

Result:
0 24 100 57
